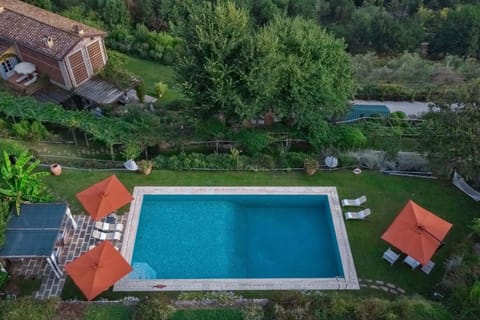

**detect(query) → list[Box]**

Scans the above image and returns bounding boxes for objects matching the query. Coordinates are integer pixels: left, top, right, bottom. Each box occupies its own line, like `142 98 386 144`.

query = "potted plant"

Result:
304 158 319 176
138 159 153 175
50 163 62 176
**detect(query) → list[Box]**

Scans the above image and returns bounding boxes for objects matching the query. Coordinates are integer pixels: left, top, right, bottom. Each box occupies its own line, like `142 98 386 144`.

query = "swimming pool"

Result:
115 187 358 291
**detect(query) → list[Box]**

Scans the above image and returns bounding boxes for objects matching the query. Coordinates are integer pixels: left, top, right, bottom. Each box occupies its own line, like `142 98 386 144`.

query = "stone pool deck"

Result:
115 186 359 292
9 213 127 299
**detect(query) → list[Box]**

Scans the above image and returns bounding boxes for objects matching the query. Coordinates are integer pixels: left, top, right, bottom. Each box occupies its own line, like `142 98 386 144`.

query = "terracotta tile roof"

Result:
0 37 12 54
0 0 106 60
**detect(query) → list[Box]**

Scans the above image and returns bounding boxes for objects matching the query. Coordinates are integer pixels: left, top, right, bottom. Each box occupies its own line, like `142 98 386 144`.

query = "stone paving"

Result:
359 278 406 295
9 213 128 299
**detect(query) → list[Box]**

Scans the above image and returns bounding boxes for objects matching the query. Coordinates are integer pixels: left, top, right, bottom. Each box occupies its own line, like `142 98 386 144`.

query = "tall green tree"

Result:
429 5 480 59
175 1 260 123
418 80 480 187
256 15 354 148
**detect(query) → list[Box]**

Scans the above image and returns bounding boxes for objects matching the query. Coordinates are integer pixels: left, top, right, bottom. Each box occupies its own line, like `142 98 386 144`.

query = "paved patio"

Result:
9 213 128 299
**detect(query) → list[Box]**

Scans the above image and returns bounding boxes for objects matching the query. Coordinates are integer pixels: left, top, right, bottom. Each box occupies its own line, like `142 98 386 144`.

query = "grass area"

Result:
84 304 133 320
45 169 480 299
123 55 185 104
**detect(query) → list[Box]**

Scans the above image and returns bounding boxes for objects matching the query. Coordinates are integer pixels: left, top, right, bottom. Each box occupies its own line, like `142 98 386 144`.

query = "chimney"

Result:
44 36 54 48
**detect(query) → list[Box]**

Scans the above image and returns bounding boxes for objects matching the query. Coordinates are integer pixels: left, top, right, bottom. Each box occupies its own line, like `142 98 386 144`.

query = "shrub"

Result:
177 291 240 306
30 121 49 141
251 154 276 169
236 129 270 156
0 200 11 249
0 298 58 320
242 304 264 320
11 120 30 139
338 153 357 167
135 82 146 103
279 152 307 169
0 270 9 290
333 126 367 150
134 297 175 320
154 82 168 99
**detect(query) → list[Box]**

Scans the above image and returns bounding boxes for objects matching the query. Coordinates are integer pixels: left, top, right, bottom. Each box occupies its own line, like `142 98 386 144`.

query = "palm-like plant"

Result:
0 151 52 214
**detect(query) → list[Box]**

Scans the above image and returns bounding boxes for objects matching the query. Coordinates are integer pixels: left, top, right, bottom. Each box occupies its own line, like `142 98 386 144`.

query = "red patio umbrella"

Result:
64 241 132 300
381 200 453 266
76 175 133 221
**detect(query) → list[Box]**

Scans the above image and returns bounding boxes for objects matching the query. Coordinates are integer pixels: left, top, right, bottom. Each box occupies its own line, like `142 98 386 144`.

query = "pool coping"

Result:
114 186 359 292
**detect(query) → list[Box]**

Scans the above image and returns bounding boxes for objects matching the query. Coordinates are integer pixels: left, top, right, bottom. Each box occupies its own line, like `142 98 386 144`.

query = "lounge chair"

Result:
95 221 124 232
89 244 119 251
23 73 38 86
15 74 28 83
344 208 371 220
92 229 122 241
382 248 400 265
421 260 435 274
341 195 367 207
403 255 420 269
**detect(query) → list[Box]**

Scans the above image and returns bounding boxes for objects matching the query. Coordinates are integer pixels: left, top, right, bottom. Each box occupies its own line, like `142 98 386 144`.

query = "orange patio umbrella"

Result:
64 241 132 300
76 175 133 221
381 200 452 266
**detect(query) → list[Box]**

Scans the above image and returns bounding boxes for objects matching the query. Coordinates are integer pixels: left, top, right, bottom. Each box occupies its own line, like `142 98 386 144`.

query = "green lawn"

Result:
122 55 185 104
43 169 479 298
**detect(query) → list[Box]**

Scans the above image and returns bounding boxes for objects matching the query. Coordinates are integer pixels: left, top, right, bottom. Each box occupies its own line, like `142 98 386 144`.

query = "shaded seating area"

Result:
381 200 452 273
403 256 420 270
0 203 77 279
382 248 401 265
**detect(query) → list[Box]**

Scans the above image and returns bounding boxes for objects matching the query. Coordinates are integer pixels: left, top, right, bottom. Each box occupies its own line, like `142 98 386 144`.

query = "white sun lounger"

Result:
341 195 367 207
89 244 119 251
15 74 28 83
92 229 122 241
421 260 435 274
344 208 371 220
382 248 401 265
95 221 124 232
24 73 38 86
403 255 421 270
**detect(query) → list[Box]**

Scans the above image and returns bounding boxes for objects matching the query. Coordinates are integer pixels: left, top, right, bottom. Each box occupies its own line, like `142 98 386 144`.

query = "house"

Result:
0 0 107 90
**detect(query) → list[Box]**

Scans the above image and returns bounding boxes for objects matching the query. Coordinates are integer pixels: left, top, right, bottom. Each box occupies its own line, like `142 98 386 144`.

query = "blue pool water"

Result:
131 194 343 279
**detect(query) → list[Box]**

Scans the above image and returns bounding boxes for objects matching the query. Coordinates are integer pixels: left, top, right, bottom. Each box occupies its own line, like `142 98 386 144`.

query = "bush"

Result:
332 126 367 150
30 121 49 141
0 298 58 320
236 129 270 156
154 82 168 99
0 270 9 290
11 120 30 139
135 82 146 103
278 152 307 169
134 297 175 320
242 304 264 320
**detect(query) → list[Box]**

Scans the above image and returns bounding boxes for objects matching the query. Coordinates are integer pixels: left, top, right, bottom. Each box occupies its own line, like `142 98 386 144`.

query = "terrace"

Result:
33 169 477 300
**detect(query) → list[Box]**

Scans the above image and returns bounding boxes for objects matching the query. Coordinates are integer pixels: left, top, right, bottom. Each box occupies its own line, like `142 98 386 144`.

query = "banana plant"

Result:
0 151 52 215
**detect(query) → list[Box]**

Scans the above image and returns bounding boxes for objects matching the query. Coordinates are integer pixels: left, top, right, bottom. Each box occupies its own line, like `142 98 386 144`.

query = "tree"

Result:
418 80 480 187
429 5 480 59
255 15 354 148
0 151 52 214
175 1 260 123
